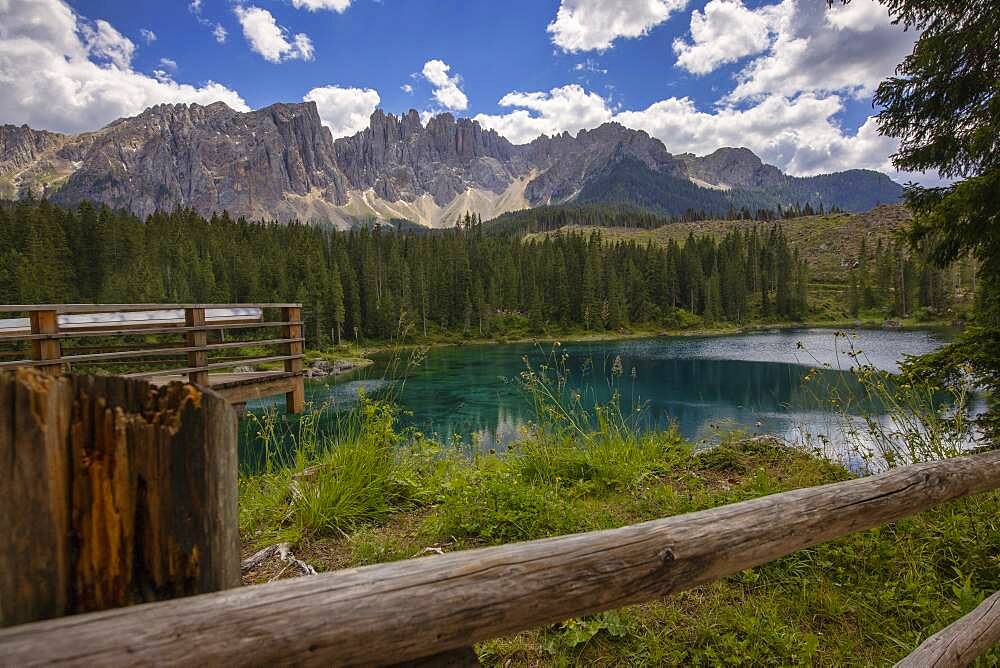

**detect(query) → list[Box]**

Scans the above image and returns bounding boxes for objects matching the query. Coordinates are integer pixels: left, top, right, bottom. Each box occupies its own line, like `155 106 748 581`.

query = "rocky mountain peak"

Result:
334 108 525 205
679 146 786 190
1 102 902 227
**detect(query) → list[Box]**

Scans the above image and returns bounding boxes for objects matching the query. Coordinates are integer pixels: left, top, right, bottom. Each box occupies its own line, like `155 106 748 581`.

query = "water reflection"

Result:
242 328 950 469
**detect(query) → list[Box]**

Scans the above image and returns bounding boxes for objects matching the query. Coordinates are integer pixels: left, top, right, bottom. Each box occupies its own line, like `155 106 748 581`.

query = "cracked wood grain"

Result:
0 446 998 666
896 590 1000 668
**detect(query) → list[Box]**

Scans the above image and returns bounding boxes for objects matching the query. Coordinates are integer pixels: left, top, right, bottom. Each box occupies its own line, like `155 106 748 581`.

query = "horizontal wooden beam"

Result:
0 321 302 341
895 590 1000 668
121 355 305 379
0 304 301 314
1 449 998 666
213 375 299 405
0 340 305 368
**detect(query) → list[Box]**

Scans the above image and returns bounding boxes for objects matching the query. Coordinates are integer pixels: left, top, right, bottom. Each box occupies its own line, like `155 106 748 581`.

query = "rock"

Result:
2 102 904 227
883 319 902 329
231 365 255 373
677 146 786 190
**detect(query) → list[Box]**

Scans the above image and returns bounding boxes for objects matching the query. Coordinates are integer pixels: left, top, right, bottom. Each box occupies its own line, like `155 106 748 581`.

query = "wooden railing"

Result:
0 303 306 412
0 442 997 666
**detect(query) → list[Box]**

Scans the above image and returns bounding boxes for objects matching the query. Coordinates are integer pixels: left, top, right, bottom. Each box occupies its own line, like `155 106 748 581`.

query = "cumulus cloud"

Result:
80 19 135 69
290 0 353 12
139 28 156 44
303 85 380 138
471 80 925 180
614 93 897 175
401 83 413 94
705 0 917 101
159 57 178 71
0 0 248 134
421 59 468 111
212 24 228 43
474 84 614 144
673 0 777 75
233 5 314 63
548 0 689 52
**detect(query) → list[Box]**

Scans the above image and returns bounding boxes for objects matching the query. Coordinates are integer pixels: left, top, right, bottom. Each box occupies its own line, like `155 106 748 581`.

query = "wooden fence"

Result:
0 363 996 668
0 303 305 412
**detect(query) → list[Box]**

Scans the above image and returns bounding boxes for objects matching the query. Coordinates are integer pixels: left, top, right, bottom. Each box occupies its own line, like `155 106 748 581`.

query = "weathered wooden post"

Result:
29 309 61 376
185 306 209 386
282 305 305 414
0 368 239 628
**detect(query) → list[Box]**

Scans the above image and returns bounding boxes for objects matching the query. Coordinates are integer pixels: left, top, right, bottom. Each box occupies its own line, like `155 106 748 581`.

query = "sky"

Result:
0 0 931 182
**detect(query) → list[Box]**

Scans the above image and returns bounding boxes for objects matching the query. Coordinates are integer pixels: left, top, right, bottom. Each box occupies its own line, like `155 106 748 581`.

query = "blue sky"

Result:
2 0 925 180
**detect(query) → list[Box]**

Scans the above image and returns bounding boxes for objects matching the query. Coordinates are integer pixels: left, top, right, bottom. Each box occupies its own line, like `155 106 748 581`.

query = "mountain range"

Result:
0 101 903 228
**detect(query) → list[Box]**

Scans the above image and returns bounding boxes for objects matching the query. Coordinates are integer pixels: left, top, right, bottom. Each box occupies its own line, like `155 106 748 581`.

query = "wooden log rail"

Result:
896 590 1000 667
1 447 998 666
0 303 306 412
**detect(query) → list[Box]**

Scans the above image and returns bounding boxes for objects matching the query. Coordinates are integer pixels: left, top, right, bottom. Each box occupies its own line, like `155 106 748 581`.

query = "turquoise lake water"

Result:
242 328 949 468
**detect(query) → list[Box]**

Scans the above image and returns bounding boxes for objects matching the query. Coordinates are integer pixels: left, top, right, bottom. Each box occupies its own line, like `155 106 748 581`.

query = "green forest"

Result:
0 197 962 346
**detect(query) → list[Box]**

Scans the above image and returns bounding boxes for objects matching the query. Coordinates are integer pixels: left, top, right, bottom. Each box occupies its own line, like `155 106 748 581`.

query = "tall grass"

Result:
798 331 979 473
240 396 429 546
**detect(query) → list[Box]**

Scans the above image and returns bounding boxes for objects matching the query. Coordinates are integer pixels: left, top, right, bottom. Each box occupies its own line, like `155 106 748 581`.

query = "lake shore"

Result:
309 317 958 371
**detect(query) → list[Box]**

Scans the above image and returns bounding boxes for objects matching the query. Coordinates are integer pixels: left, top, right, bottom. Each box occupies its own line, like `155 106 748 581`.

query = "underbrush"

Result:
237 353 1000 666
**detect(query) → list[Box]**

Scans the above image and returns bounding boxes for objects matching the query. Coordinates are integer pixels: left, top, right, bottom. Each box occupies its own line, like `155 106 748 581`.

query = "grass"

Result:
238 382 1000 665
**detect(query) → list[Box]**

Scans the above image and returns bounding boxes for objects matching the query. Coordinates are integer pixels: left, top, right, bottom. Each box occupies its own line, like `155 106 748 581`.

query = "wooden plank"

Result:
29 310 61 376
185 308 208 386
205 338 303 351
2 448 999 666
282 306 305 414
214 375 297 405
895 590 1000 668
0 345 204 368
0 321 303 341
120 355 304 379
0 304 301 314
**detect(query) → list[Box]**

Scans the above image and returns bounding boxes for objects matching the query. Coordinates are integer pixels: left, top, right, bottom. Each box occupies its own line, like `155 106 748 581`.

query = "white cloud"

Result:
471 81 934 182
303 85 380 138
290 0 353 12
474 84 613 144
724 0 915 101
672 0 777 75
548 0 689 52
80 18 135 69
139 28 156 44
0 0 248 134
233 5 314 63
401 83 413 94
189 0 228 43
421 59 468 111
615 93 881 174
159 57 178 71
574 58 607 74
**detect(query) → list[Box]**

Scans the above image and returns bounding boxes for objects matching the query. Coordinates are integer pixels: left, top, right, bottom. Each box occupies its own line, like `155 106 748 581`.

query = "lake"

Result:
243 328 951 467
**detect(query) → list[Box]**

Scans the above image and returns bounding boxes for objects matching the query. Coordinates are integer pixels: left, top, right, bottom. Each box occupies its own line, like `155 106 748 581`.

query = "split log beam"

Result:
1 448 998 666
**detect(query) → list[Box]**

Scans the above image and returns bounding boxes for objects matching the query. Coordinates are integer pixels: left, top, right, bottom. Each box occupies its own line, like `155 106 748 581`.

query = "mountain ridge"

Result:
0 100 903 227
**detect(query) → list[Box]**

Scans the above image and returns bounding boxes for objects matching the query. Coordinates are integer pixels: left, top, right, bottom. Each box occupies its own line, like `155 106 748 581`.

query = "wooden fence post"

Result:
185 307 208 386
282 306 305 414
29 309 61 376
0 368 239 628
